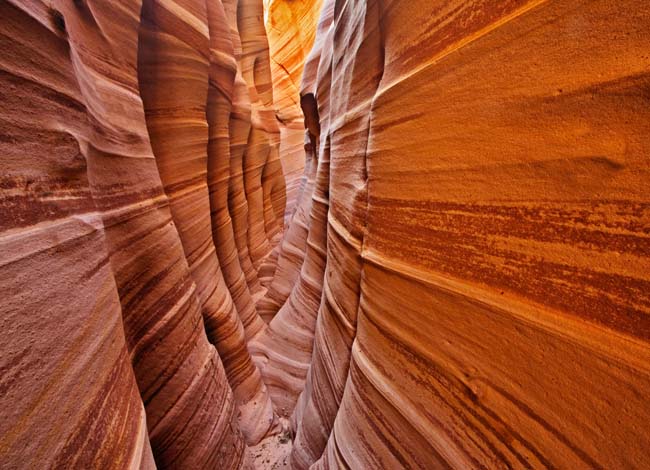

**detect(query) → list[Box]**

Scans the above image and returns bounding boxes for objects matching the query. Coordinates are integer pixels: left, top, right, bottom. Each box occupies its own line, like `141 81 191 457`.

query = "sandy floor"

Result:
246 432 292 469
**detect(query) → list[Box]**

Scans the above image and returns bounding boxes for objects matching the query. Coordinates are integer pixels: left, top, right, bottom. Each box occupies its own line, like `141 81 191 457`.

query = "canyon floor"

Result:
247 431 292 469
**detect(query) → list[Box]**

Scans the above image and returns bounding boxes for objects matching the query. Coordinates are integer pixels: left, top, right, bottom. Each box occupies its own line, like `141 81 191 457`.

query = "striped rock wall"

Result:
0 0 291 467
271 1 650 469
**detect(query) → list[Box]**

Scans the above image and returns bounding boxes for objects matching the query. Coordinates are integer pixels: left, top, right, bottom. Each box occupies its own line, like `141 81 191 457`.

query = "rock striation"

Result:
1 0 649 469
0 0 241 467
278 1 650 469
137 0 274 445
0 0 287 467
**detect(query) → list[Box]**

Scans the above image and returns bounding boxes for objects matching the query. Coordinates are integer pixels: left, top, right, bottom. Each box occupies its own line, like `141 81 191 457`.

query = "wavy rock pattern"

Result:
256 146 317 323
289 0 379 465
137 0 275 446
207 0 267 380
1 0 649 469
256 0 327 324
2 1 175 468
0 0 290 467
235 0 284 281
227 54 266 301
276 0 650 469
251 0 335 414
66 0 245 466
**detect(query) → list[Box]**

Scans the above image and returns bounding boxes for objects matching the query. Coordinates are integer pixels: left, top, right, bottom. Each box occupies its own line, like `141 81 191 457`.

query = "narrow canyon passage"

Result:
1 1 649 469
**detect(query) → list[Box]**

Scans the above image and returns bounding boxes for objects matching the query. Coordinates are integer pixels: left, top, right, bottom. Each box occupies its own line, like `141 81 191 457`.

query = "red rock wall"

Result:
0 0 288 467
256 0 328 325
137 0 275 445
0 4 154 465
274 0 650 469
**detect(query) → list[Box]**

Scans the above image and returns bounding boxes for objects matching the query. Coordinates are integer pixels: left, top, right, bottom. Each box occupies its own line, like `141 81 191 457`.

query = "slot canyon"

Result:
0 0 649 468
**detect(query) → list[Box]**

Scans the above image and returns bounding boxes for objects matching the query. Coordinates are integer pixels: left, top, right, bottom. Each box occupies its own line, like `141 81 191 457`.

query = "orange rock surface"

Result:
283 1 650 469
1 0 649 469
265 0 323 215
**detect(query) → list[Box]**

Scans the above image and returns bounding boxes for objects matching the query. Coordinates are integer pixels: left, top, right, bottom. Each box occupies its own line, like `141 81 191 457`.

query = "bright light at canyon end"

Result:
1 0 649 469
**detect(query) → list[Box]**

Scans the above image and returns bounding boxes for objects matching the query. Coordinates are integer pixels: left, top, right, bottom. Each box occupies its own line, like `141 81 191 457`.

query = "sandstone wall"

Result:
281 1 650 469
0 0 287 467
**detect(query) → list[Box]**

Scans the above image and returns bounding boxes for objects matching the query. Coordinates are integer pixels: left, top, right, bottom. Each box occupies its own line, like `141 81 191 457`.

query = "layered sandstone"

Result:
1 0 649 469
256 0 328 324
0 1 244 468
138 0 275 444
280 1 650 469
0 0 287 467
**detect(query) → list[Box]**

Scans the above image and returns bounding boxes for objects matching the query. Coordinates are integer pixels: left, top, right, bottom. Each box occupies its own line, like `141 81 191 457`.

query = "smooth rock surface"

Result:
138 0 275 446
0 0 289 467
277 1 650 469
